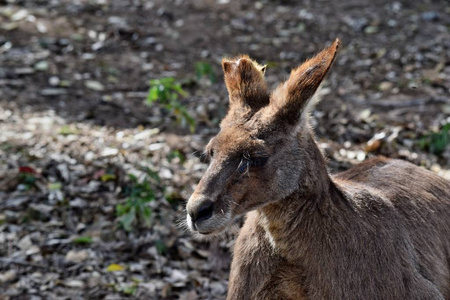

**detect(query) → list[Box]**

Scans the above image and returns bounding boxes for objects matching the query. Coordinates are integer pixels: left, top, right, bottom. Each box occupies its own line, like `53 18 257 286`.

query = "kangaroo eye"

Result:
238 161 249 173
238 160 249 174
250 157 268 167
238 156 268 174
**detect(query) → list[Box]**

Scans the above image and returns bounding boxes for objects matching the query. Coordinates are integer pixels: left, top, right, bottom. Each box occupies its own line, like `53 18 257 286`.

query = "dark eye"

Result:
250 156 268 167
238 160 249 174
238 156 268 174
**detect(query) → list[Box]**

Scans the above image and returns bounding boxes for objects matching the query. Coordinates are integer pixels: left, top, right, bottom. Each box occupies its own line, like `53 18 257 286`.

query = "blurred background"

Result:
0 0 449 299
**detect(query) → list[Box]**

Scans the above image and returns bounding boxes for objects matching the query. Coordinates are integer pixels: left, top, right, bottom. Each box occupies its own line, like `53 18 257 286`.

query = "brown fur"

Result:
186 39 450 299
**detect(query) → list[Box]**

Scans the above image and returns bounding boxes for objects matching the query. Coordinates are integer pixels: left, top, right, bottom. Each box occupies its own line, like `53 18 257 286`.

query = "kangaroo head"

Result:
186 39 340 235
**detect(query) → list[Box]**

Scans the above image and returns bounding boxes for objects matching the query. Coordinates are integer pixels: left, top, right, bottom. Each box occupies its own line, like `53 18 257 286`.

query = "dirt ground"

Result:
0 0 449 299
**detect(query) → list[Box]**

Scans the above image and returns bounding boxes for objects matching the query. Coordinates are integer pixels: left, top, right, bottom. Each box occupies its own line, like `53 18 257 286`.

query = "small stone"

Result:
0 270 17 283
254 1 263 9
14 68 35 75
298 9 313 20
45 238 72 246
65 250 89 263
364 26 379 34
76 223 86 232
32 254 44 262
431 164 441 173
18 235 33 251
134 129 159 141
167 269 188 283
40 88 67 96
356 151 366 161
148 143 164 151
358 109 371 121
388 19 397 27
36 21 48 33
49 76 60 86
101 147 119 157
64 279 85 288
57 164 70 182
85 80 105 91
196 104 208 120
26 245 41 256
84 151 95 161
159 168 172 179
129 262 145 272
108 16 127 27
69 198 88 208
11 9 28 21
34 61 49 71
80 181 100 193
379 81 393 91
210 281 227 295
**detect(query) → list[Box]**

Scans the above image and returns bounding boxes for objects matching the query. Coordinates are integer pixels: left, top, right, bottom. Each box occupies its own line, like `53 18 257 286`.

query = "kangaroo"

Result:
186 39 450 299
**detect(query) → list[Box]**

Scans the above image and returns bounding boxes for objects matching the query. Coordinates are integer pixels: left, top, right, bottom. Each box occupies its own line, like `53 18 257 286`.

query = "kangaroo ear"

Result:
270 39 340 127
222 56 270 111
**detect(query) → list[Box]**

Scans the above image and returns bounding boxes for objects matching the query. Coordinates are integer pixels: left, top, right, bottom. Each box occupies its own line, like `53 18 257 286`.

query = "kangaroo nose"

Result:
189 199 214 224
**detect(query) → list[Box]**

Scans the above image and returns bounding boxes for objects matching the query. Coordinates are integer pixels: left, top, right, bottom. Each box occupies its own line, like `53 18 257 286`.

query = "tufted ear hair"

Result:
269 39 340 127
222 55 269 111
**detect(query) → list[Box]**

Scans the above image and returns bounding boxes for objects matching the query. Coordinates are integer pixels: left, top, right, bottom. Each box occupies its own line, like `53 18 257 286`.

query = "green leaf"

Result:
116 204 125 216
146 77 194 132
101 173 116 182
48 182 62 190
147 87 159 103
173 84 188 97
142 167 160 182
195 62 217 83
159 77 175 85
128 174 138 183
140 206 152 228
418 123 450 155
167 150 186 164
119 208 136 231
106 263 126 272
122 285 137 295
72 236 93 245
155 240 166 255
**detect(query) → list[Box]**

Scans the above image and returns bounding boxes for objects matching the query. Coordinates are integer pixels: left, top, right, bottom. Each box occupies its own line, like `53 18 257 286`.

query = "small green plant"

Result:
195 62 217 83
155 239 167 255
147 77 195 133
111 279 140 296
59 125 79 136
72 236 93 245
418 123 450 155
167 149 186 164
116 168 160 232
